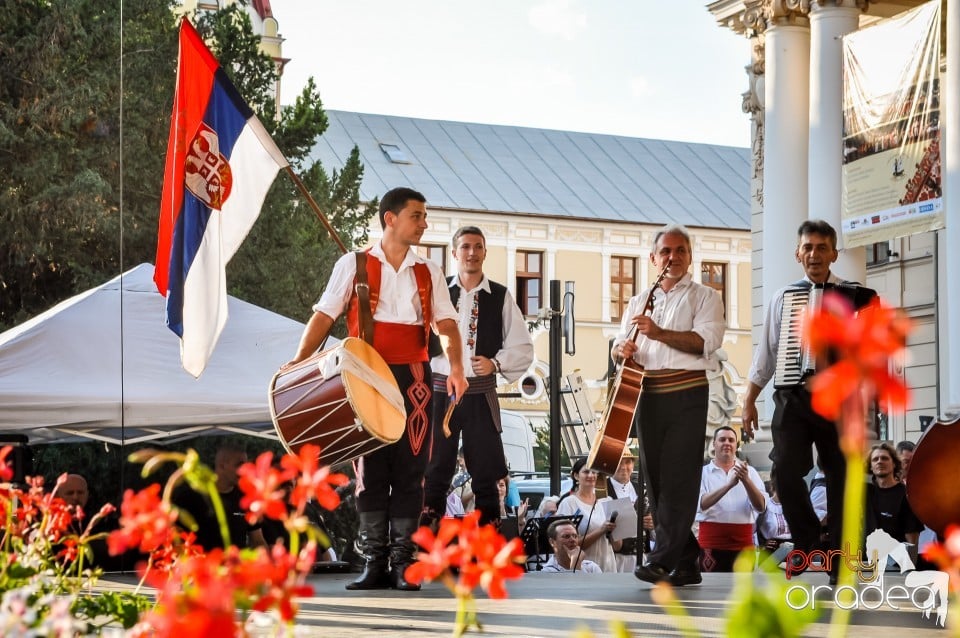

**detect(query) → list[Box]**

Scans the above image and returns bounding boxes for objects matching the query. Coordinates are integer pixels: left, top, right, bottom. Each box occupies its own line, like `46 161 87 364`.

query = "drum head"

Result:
340 337 406 443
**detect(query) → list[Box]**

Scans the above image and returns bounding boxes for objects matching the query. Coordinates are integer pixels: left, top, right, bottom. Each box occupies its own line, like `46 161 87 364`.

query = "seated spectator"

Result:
555 459 618 573
172 442 266 551
605 453 639 573
895 440 915 483
59 474 89 510
542 519 602 573
536 495 560 519
696 426 766 572
865 442 923 546
497 476 528 530
809 455 829 546
757 470 793 569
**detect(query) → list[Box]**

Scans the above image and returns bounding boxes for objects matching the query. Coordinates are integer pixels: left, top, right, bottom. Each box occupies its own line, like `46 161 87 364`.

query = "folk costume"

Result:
424 275 533 526
312 243 457 590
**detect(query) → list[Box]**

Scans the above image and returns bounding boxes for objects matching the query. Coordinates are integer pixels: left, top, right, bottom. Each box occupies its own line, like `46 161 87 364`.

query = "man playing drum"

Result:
286 187 469 592
422 226 534 529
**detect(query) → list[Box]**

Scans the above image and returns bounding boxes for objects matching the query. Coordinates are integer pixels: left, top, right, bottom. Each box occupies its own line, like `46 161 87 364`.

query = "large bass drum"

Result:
269 337 406 468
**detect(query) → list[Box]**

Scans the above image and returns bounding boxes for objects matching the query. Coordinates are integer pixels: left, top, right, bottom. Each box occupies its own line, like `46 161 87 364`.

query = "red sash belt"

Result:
373 323 427 364
697 521 754 551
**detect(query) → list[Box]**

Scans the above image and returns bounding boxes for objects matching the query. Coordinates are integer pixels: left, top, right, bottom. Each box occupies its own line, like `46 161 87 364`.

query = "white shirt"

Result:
613 274 725 371
747 273 844 389
542 555 602 574
696 460 767 524
607 478 638 503
312 242 458 326
810 472 828 522
758 498 791 541
430 275 534 382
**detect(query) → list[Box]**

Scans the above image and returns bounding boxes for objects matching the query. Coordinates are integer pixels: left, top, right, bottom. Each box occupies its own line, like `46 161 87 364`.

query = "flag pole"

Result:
283 166 349 255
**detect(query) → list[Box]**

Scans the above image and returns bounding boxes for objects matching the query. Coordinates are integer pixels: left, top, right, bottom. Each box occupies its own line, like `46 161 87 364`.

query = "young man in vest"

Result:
286 187 469 591
423 226 534 528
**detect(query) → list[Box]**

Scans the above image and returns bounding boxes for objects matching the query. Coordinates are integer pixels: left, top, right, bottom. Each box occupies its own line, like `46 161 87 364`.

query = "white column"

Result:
763 17 810 304
808 0 865 282
942 0 960 415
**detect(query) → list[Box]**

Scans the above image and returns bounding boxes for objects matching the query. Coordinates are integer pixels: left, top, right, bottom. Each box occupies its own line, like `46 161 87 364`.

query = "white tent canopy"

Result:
0 264 311 445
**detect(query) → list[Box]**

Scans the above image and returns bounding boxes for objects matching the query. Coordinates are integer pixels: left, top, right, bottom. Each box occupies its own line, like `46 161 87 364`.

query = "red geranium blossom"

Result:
280 443 349 511
923 524 960 593
237 451 294 524
405 514 469 585
803 295 910 450
0 445 13 482
107 483 179 555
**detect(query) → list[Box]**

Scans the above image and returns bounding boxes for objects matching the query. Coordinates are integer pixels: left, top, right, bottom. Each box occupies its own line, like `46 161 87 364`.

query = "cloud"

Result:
528 0 588 40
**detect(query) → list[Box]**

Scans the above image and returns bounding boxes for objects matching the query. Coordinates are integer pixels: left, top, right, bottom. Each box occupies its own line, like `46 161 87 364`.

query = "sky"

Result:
272 1 752 149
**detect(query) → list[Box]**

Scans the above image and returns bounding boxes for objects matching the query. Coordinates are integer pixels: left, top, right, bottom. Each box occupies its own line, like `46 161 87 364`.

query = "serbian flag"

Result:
155 20 288 377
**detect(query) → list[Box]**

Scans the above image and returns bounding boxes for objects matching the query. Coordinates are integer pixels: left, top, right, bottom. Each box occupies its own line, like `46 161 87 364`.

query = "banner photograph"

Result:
840 0 944 249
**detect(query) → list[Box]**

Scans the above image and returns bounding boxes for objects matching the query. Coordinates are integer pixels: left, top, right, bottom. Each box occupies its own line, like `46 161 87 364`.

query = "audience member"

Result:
541 520 602 573
696 426 766 572
865 442 923 546
497 476 528 529
536 496 560 519
172 442 267 551
895 440 915 483
59 474 90 510
757 470 793 569
556 459 618 573
606 453 640 573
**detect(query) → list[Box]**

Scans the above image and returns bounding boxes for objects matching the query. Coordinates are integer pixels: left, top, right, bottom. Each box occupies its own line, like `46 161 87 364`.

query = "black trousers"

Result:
423 391 507 525
354 362 433 518
770 386 846 553
638 382 708 571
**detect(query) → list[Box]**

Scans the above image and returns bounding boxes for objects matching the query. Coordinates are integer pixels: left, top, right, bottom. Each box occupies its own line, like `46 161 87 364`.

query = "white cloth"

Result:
541 555 602 574
758 498 791 541
312 243 458 326
607 478 638 503
696 460 767 524
555 494 617 573
430 274 534 381
445 492 465 517
810 472 828 523
747 273 844 389
612 274 725 371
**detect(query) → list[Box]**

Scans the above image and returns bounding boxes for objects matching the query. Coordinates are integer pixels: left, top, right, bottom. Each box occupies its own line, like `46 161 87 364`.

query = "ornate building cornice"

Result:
767 0 811 27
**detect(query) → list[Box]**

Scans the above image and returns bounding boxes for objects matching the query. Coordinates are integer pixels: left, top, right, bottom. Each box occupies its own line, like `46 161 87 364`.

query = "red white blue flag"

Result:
155 20 288 377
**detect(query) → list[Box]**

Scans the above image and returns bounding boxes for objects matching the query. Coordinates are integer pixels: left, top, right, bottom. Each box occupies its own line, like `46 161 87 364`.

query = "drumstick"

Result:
442 396 456 438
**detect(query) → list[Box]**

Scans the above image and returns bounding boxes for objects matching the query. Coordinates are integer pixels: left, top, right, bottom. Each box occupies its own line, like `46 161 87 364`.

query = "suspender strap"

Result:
354 252 375 345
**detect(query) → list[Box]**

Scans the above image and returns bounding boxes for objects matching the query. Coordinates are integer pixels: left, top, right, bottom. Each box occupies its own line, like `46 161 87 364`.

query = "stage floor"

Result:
98 569 951 637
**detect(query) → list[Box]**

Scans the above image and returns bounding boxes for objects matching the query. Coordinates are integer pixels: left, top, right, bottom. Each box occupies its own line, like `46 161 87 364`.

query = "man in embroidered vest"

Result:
286 187 468 591
613 224 725 587
423 226 534 528
696 426 766 572
742 219 876 585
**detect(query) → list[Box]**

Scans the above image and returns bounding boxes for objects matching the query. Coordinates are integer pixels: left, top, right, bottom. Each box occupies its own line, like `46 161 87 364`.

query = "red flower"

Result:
234 544 315 621
107 484 179 555
923 524 960 593
803 295 910 448
458 527 526 599
280 444 349 511
404 515 468 585
0 445 13 482
237 451 293 524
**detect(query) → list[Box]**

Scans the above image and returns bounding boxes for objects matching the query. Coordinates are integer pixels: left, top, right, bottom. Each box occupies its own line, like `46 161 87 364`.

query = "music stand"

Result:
520 515 583 571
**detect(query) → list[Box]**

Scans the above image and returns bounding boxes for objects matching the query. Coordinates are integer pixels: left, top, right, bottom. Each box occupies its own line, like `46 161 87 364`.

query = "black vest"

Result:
448 277 507 358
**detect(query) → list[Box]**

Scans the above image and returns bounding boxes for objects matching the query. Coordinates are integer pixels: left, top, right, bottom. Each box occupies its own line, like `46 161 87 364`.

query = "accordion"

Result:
773 282 877 389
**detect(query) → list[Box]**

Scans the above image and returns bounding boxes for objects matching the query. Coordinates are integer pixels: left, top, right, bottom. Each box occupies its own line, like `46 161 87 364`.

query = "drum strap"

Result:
354 252 376 345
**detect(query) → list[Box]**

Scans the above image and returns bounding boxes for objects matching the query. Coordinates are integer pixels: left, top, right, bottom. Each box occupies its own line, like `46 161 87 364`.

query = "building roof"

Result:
308 110 751 230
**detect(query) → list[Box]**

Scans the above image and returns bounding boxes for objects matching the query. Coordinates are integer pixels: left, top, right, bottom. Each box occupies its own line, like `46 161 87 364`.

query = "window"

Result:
866 241 890 266
701 262 727 318
415 244 446 270
379 143 410 164
610 256 636 322
516 251 543 316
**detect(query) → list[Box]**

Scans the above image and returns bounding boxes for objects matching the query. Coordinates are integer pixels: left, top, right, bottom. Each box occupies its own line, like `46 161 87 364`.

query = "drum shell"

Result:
269 338 405 468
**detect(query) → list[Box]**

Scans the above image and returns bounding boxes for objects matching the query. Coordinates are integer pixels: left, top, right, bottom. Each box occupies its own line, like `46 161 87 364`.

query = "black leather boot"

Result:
346 511 391 590
389 517 422 591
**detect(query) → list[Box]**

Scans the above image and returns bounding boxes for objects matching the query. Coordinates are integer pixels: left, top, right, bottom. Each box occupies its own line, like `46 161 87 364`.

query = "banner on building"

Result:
840 0 943 248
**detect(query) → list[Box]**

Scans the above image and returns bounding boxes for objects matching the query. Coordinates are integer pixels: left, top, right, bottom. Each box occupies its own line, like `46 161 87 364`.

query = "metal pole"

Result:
549 280 562 496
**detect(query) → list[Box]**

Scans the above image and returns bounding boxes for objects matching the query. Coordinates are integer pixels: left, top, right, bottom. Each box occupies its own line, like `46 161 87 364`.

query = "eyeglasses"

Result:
557 533 579 540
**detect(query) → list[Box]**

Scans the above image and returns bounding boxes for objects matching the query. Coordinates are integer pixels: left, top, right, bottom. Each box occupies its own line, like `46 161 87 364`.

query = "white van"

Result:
500 409 536 474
